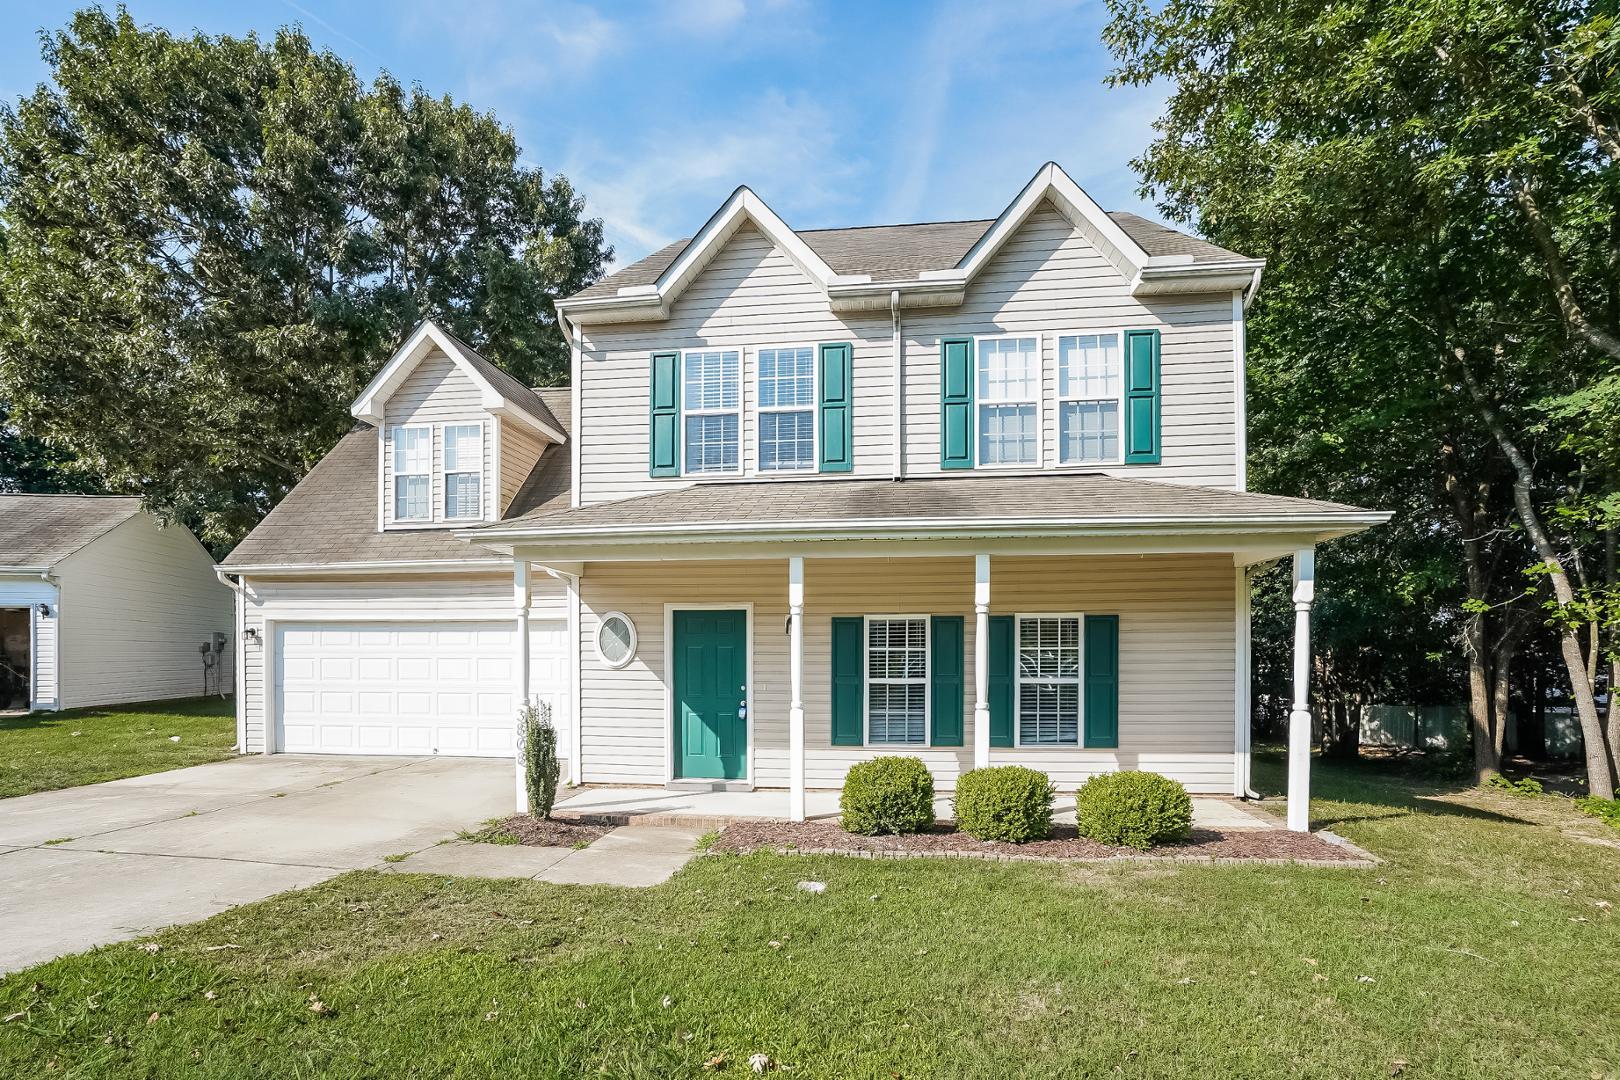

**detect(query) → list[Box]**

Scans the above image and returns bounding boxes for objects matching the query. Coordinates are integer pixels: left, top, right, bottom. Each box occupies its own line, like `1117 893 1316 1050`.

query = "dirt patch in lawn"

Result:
472 816 612 848
711 821 1369 865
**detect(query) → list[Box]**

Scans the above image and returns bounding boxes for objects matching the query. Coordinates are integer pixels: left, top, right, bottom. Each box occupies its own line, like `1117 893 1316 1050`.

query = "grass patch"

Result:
693 829 721 853
381 853 412 864
1 753 1617 1077
40 837 73 846
0 697 235 798
456 819 522 846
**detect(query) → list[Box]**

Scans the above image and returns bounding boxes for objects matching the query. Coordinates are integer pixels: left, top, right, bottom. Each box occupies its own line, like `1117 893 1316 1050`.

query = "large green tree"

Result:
1105 0 1620 793
0 7 609 551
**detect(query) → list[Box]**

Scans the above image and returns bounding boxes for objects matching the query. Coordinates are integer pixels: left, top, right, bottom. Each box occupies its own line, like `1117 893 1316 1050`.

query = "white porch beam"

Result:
973 553 991 770
788 556 806 822
513 558 532 814
1233 565 1252 798
1286 547 1315 832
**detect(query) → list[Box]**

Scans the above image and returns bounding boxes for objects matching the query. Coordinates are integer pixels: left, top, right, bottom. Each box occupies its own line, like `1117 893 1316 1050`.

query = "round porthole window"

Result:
596 611 637 669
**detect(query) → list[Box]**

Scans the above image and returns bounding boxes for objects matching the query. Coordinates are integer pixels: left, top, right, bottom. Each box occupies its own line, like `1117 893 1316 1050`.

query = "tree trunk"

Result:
1442 437 1500 782
1514 180 1620 363
1606 524 1620 785
1491 612 1532 763
1458 347 1616 798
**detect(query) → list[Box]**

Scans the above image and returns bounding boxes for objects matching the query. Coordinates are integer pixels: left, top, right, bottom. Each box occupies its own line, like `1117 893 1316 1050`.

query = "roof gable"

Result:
0 494 145 570
351 321 566 442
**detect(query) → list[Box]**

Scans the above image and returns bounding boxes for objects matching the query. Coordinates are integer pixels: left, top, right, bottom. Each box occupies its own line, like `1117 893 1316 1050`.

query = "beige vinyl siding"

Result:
575 202 1240 506
381 351 495 524
238 572 564 752
498 418 546 513
0 576 59 710
52 515 234 710
577 553 1235 792
902 202 1237 486
577 223 894 505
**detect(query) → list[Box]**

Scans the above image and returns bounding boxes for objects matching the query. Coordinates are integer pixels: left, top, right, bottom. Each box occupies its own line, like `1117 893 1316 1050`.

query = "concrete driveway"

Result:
0 755 513 973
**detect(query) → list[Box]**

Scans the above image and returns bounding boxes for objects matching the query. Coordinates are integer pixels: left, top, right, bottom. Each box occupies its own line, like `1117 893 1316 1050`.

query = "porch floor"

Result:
552 786 1279 831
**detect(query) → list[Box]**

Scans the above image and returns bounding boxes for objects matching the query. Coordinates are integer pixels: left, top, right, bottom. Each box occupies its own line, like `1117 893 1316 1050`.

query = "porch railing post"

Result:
973 553 990 770
788 556 806 822
514 557 532 814
1287 547 1315 832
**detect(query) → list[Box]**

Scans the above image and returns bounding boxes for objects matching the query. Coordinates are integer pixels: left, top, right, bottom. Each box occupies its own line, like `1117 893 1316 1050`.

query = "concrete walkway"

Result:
0 755 513 973
389 826 705 887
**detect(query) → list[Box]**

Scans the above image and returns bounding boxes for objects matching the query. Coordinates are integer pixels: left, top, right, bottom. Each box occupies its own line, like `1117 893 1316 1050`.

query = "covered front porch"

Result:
477 473 1390 834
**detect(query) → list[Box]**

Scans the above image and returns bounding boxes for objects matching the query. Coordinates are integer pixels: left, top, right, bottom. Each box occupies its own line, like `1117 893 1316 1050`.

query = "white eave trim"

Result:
350 320 567 443
467 510 1392 544
218 558 511 577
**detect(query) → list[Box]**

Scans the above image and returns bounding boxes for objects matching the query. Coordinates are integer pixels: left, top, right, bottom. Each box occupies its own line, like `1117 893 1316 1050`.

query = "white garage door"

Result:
275 622 517 757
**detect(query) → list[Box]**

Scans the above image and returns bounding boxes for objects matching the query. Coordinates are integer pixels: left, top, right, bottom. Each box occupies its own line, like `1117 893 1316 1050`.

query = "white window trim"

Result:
440 420 486 522
1012 612 1085 749
1054 329 1127 468
973 332 1044 470
862 613 931 748
594 610 637 670
390 424 433 523
753 342 819 474
681 346 745 478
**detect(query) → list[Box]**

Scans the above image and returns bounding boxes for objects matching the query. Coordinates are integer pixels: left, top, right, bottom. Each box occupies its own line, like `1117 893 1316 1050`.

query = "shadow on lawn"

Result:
1250 746 1539 830
0 696 233 734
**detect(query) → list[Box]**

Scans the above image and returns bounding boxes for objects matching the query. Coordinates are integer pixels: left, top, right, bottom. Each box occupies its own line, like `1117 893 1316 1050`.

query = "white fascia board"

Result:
952 162 1154 286
220 558 511 576
351 320 565 443
469 510 1392 545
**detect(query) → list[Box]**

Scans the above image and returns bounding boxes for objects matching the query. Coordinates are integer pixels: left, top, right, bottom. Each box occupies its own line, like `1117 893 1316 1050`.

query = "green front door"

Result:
673 609 747 780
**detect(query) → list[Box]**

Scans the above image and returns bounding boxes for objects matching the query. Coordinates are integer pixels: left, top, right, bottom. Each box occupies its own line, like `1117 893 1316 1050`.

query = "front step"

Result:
664 780 752 793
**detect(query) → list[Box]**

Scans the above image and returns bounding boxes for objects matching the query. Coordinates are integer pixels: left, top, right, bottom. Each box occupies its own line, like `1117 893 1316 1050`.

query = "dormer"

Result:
351 321 567 530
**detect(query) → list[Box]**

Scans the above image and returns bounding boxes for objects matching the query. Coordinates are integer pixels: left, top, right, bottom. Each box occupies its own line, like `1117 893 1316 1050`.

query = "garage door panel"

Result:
275 621 519 758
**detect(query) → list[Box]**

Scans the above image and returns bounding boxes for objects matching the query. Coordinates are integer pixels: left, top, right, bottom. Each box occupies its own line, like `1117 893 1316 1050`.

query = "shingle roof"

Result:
568 211 1248 302
438 328 565 436
0 494 145 569
220 388 571 569
488 473 1376 536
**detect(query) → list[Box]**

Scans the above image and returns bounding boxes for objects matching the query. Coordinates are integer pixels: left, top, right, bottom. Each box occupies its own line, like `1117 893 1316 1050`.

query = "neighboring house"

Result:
0 495 233 712
219 162 1389 831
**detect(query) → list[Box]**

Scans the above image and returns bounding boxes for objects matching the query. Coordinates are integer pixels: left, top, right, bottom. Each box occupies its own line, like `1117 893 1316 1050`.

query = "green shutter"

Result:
831 616 864 746
1123 329 1160 464
817 342 853 473
929 616 964 747
649 351 681 477
988 615 1014 747
1084 614 1119 748
940 337 974 469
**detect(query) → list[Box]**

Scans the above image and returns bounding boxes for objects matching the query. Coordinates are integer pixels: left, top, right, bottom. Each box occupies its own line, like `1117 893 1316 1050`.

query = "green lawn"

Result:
2 753 1617 1078
0 697 236 798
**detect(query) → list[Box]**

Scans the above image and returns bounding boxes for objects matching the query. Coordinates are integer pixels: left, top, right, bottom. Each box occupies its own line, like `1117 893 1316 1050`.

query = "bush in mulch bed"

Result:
459 815 611 849
1074 771 1193 851
840 756 936 836
709 820 1367 864
953 765 1054 843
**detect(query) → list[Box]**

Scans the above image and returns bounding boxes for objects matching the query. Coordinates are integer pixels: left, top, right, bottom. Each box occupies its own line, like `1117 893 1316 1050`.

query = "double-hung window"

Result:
683 349 741 474
391 426 431 522
757 345 815 472
442 423 483 519
1016 615 1081 745
977 335 1040 466
1058 333 1122 464
866 616 928 745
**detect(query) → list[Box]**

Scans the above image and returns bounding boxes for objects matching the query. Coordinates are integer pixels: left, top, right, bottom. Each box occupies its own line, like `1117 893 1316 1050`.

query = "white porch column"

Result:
1286 547 1315 832
788 556 806 822
566 571 582 788
1233 563 1252 798
513 557 532 813
973 553 991 770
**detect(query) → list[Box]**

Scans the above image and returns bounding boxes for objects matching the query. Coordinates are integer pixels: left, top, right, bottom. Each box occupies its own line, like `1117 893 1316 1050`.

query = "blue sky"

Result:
0 1 1168 268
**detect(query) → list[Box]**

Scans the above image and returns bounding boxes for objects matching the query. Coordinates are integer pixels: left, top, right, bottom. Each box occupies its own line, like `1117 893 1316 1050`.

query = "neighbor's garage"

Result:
274 622 519 757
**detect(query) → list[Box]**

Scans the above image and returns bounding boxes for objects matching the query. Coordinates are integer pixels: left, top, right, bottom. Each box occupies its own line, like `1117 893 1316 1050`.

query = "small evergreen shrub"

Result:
1074 771 1192 850
1576 796 1620 829
953 766 1054 843
1485 774 1544 796
521 700 561 819
840 756 935 835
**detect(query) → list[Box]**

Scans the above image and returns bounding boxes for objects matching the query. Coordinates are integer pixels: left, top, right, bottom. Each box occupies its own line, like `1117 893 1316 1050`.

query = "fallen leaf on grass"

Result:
1302 957 1318 966
704 1053 727 1071
1391 1058 1408 1076
748 1052 775 1073
203 944 240 951
3 1012 26 1023
203 992 217 1002
1175 977 1195 986
306 994 332 1017
1312 974 1328 983
146 1012 160 1025
1357 975 1376 984
141 943 161 954
662 995 674 1008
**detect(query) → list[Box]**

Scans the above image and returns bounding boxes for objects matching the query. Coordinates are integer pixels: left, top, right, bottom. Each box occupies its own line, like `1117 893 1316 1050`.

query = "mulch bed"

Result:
711 821 1371 865
493 815 612 848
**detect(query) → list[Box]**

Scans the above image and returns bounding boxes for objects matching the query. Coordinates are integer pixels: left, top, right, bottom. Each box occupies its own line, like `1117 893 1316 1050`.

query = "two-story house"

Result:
219 163 1388 831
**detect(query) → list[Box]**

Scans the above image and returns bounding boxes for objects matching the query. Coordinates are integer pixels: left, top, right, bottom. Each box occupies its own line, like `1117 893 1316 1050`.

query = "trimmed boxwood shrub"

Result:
953 765 1054 843
840 756 935 835
1074 770 1192 850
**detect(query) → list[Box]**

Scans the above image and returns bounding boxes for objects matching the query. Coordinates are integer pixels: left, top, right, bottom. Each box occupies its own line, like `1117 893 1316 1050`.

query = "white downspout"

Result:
891 289 904 479
214 568 247 752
